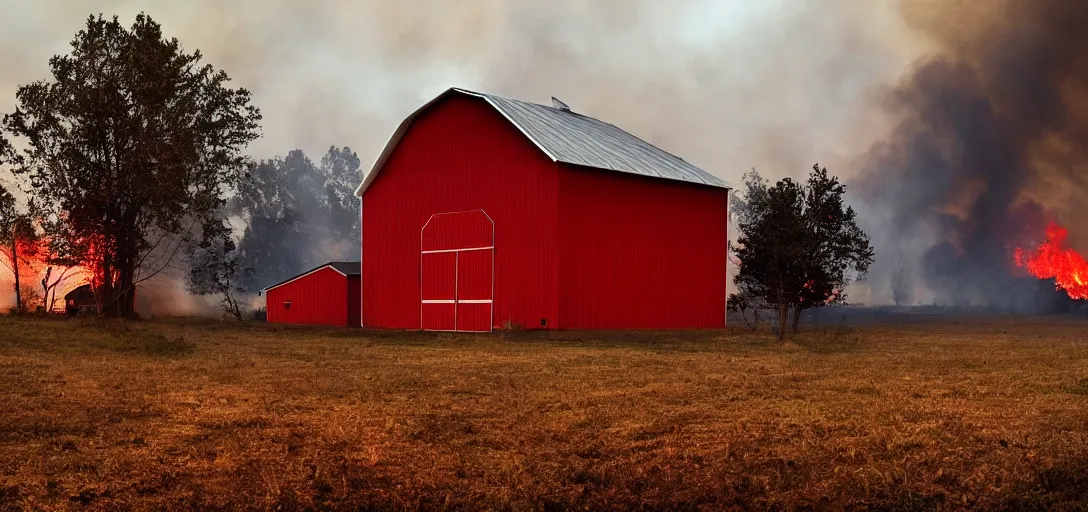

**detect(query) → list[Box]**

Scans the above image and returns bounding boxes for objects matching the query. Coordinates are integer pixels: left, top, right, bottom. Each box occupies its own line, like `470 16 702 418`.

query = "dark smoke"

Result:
855 0 1088 306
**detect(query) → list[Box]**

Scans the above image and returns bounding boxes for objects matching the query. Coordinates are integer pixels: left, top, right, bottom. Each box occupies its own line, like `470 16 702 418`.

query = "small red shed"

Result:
356 88 731 331
262 262 361 327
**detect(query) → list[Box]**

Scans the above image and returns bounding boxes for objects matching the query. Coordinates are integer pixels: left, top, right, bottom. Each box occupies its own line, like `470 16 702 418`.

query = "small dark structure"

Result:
64 284 97 316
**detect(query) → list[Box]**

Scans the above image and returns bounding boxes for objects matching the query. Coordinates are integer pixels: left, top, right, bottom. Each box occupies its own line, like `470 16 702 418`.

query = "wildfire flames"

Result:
1 235 93 312
1014 223 1088 300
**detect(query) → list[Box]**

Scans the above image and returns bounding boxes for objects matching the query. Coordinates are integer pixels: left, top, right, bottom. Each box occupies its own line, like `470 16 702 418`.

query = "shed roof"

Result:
260 261 360 293
355 88 730 196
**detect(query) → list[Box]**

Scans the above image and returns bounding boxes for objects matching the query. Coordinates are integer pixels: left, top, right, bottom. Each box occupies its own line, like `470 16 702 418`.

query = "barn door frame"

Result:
420 209 495 332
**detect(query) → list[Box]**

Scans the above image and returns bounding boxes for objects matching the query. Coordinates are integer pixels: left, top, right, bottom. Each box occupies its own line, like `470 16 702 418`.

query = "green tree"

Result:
3 13 261 317
790 165 874 330
730 165 873 340
731 171 808 339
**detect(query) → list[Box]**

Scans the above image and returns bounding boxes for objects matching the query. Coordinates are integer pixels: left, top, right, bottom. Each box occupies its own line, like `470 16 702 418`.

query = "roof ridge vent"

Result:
551 97 571 111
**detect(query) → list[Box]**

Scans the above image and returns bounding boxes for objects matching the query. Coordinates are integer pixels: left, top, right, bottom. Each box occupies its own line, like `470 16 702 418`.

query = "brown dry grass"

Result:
0 315 1086 510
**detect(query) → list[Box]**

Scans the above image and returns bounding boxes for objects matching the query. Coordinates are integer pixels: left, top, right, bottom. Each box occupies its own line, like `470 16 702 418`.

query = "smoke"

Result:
39 1 1088 312
0 0 929 313
1 1 922 179
853 0 1088 306
133 274 221 318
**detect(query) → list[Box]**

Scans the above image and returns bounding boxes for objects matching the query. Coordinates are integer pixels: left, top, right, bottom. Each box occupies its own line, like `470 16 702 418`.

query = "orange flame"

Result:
1014 223 1088 300
2 234 95 312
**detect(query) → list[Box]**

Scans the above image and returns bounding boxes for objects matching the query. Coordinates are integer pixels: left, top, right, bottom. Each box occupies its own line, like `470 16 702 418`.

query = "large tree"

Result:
730 165 873 340
2 13 261 317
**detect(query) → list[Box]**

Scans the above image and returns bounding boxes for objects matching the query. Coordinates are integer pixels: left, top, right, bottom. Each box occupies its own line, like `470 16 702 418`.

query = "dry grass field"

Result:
0 315 1086 510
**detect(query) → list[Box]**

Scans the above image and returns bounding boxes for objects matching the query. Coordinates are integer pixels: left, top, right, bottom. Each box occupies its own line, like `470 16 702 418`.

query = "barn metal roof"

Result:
355 88 730 196
260 261 360 293
325 261 361 276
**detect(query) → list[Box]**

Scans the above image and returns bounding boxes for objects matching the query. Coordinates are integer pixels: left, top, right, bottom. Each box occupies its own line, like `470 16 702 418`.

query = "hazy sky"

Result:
0 0 946 309
0 0 926 187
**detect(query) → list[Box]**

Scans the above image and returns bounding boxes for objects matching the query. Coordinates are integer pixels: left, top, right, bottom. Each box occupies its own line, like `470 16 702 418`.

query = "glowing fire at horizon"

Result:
0 233 95 312
1014 223 1088 300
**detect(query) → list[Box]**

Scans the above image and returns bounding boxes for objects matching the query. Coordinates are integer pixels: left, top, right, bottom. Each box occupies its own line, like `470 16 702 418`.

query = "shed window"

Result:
284 300 292 310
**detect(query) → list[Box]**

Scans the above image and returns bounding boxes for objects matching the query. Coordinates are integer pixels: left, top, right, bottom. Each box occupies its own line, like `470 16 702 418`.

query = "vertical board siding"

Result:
421 210 494 251
456 250 492 301
421 252 457 300
265 267 350 326
557 164 729 329
362 95 559 330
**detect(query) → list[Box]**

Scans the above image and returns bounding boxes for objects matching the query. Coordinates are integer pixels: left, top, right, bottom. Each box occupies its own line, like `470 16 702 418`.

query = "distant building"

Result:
261 262 360 327
64 284 97 316
355 88 731 331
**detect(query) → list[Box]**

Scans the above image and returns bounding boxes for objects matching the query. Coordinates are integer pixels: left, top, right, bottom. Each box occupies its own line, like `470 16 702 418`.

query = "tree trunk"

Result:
116 261 137 318
10 232 20 313
226 293 242 321
792 307 802 332
116 233 139 318
41 268 50 313
777 302 788 340
98 254 114 316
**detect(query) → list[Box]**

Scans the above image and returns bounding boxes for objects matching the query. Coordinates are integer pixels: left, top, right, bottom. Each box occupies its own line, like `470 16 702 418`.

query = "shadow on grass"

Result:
0 316 190 358
1065 378 1088 396
258 322 816 356
86 321 196 357
1000 458 1088 510
788 327 863 354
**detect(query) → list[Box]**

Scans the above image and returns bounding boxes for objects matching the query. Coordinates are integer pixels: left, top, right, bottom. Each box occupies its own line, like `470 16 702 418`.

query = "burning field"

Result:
855 0 1088 308
1 315 1087 509
1015 223 1088 301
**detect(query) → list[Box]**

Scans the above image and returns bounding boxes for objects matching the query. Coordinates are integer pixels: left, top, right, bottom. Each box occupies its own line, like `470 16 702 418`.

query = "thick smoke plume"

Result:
855 0 1088 306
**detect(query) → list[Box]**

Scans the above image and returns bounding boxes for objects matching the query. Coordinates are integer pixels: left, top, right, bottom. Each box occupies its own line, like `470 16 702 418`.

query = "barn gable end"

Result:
361 93 561 330
356 88 731 197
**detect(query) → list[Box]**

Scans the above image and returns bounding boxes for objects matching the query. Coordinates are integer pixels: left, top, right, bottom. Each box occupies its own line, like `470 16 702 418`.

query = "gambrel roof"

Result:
354 88 730 196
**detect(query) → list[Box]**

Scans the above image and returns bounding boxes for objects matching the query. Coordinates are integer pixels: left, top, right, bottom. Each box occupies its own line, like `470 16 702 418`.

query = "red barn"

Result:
356 88 731 331
262 262 361 327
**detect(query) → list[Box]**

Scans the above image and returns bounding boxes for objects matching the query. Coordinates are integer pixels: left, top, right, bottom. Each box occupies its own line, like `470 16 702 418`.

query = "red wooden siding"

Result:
420 210 494 331
557 164 729 329
265 267 351 326
362 94 560 330
421 210 494 252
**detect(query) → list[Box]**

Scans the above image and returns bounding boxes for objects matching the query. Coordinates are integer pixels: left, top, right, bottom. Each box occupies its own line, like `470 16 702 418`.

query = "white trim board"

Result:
260 265 348 293
421 246 494 254
422 299 492 304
